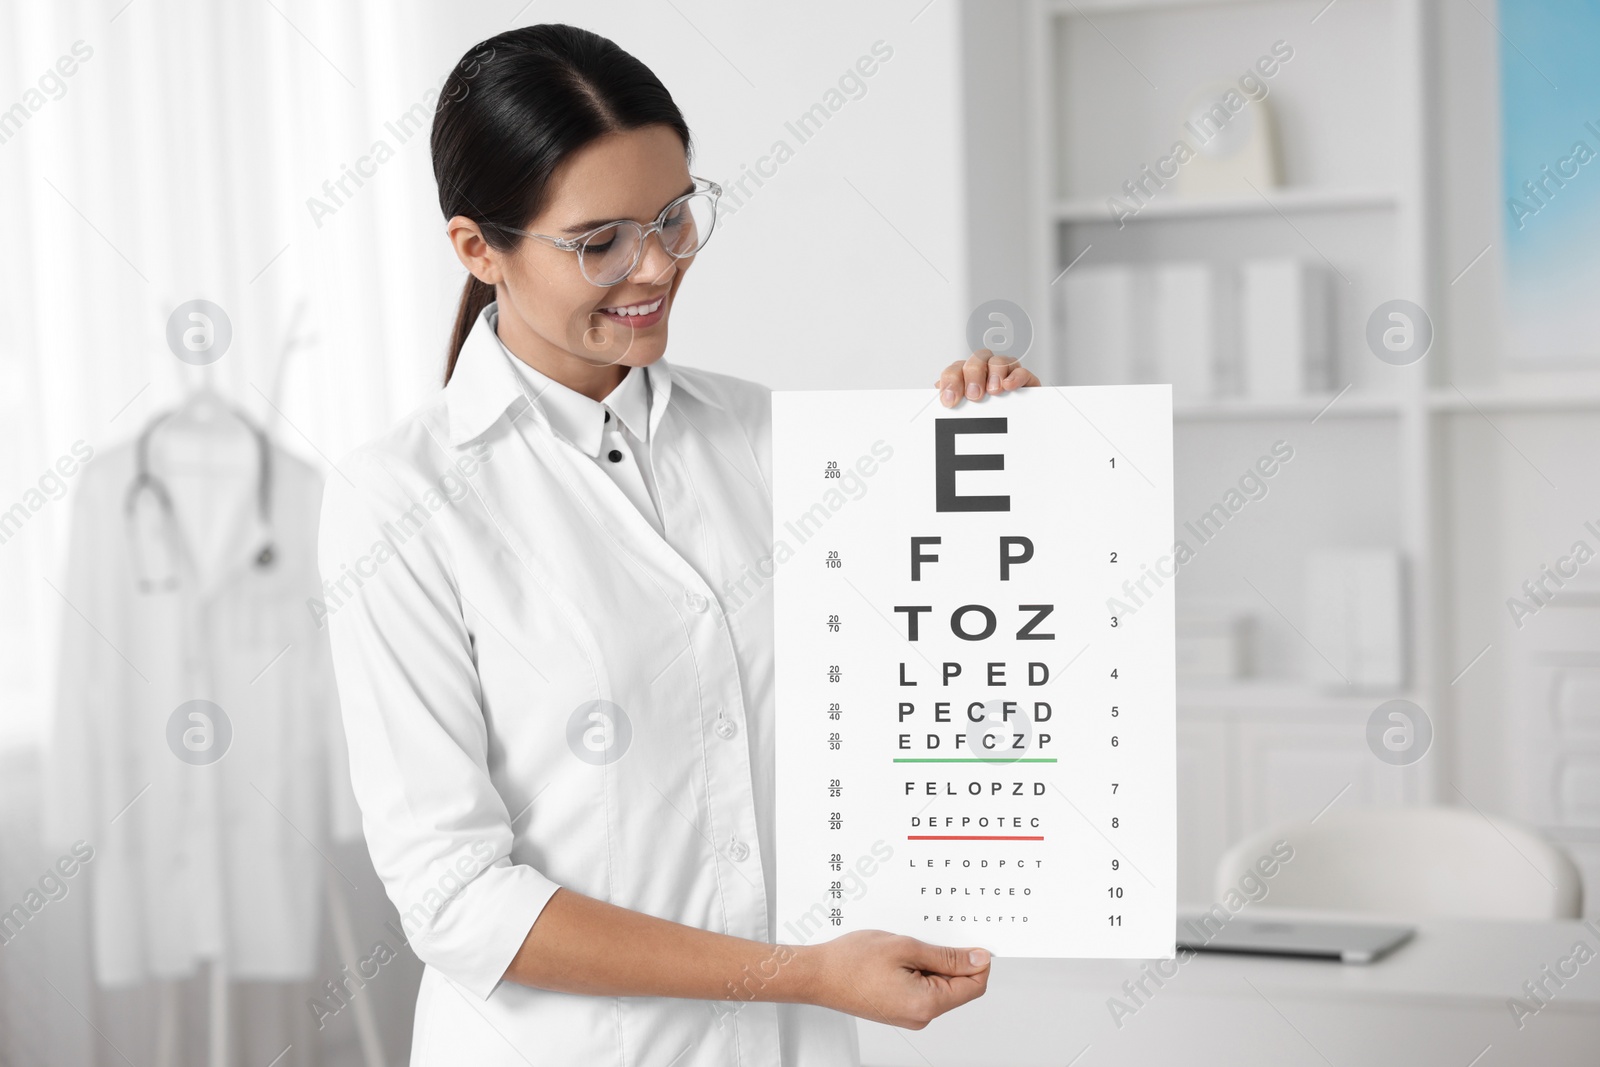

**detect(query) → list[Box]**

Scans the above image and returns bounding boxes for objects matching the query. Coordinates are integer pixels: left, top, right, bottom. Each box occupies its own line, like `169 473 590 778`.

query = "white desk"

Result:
858 910 1600 1066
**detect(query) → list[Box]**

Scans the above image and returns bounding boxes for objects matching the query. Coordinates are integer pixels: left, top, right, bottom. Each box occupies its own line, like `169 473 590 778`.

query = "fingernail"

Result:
942 387 956 406
969 949 990 966
988 374 1001 392
966 381 982 400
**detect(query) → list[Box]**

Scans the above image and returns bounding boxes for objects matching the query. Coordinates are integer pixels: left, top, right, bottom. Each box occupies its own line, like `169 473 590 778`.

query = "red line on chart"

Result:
907 835 1044 841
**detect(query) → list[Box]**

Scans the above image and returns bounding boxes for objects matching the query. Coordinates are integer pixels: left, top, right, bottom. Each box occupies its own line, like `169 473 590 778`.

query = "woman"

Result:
319 22 1041 1066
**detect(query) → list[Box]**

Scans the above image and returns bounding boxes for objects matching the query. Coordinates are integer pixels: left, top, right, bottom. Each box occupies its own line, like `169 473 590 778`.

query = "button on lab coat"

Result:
506 346 666 536
318 303 859 1065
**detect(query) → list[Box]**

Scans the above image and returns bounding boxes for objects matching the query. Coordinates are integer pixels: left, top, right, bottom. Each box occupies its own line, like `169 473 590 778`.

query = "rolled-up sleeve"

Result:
318 448 561 1001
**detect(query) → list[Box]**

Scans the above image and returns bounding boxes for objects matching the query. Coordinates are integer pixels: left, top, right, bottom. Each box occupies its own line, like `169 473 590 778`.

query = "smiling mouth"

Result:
596 294 667 327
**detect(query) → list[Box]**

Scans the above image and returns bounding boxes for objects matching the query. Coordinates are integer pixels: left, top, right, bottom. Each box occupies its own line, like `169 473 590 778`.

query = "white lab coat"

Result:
318 303 860 1065
44 424 363 987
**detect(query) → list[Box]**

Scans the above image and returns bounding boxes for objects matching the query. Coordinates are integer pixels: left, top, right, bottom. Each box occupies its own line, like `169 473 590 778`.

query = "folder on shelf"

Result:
1304 549 1407 690
1240 258 1334 398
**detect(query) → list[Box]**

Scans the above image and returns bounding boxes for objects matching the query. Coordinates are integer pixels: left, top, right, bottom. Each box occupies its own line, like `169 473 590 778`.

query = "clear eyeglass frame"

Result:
496 175 723 287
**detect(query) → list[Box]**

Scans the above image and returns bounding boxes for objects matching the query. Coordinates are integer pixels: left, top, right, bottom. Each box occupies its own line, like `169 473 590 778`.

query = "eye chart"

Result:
771 385 1175 959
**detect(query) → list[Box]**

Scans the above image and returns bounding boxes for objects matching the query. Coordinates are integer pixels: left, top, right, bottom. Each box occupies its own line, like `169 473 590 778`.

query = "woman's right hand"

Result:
801 929 992 1029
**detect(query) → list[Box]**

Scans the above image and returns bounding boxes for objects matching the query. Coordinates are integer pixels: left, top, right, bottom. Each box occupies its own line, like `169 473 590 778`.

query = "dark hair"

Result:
430 24 693 384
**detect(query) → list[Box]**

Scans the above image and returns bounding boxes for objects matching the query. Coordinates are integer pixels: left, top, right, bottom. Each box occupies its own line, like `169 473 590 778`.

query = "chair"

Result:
1213 805 1583 920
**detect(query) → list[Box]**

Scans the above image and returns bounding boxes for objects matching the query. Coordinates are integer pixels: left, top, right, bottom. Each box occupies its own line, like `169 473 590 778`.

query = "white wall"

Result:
405 1 971 398
958 0 1033 327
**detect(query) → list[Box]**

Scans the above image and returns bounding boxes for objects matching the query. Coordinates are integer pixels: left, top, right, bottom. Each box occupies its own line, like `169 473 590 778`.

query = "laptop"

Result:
1175 913 1416 964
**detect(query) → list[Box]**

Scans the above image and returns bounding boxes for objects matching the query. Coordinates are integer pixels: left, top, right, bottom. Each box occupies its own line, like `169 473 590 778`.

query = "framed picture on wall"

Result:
1499 0 1600 366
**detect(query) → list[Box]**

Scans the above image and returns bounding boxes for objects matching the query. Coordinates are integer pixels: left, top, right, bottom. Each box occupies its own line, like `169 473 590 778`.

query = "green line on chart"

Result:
892 758 1058 763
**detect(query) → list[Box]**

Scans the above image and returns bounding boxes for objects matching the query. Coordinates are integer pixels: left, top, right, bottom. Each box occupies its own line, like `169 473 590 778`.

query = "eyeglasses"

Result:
498 176 722 287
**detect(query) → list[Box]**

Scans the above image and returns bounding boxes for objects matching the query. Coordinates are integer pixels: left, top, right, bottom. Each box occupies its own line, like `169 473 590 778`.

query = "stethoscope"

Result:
125 407 277 593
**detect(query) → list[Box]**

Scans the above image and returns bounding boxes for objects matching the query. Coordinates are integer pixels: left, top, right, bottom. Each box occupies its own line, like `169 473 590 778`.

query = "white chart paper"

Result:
771 386 1176 959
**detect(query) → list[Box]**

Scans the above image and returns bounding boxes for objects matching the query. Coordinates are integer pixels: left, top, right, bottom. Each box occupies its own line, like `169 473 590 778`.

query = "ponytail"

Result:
445 275 496 384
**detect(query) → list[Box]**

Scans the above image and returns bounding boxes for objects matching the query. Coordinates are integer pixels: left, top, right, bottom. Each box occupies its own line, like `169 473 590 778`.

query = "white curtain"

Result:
0 0 467 738
0 1 473 1063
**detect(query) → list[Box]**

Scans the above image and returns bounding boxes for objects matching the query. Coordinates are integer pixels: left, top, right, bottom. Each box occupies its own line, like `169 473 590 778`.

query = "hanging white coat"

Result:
318 303 860 1065
44 425 362 987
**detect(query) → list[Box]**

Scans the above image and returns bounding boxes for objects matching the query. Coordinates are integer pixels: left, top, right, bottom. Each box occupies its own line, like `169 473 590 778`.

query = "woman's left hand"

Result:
935 350 1041 408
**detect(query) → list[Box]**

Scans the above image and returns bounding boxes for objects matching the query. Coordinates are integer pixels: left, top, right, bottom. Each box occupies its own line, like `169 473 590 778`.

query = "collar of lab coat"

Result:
503 348 652 457
444 300 723 449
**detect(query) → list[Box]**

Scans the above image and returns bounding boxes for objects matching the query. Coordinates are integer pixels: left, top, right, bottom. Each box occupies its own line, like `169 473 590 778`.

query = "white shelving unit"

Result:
1427 387 1600 414
959 0 1600 909
1172 392 1403 421
1053 186 1398 223
958 0 1600 909
1012 0 1439 904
